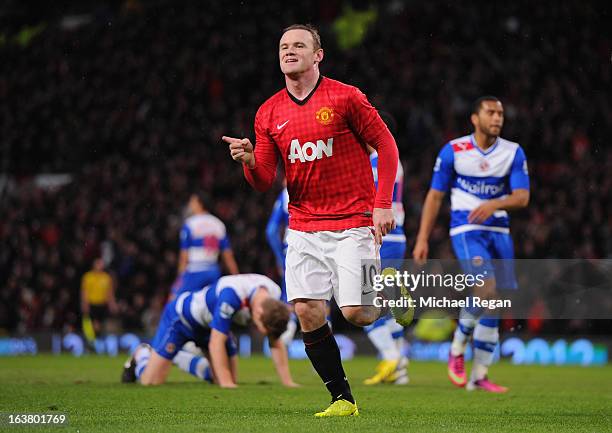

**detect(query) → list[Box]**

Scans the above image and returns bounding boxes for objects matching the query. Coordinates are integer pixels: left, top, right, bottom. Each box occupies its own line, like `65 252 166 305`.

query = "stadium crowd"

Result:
0 0 610 334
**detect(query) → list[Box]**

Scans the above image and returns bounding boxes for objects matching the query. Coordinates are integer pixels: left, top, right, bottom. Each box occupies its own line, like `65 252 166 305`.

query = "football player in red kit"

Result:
223 24 399 417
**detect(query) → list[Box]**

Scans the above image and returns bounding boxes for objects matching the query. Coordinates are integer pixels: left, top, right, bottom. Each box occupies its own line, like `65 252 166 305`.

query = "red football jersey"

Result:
244 76 398 232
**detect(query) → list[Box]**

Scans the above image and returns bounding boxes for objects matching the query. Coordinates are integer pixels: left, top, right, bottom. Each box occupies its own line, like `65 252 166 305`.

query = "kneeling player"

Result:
122 274 297 387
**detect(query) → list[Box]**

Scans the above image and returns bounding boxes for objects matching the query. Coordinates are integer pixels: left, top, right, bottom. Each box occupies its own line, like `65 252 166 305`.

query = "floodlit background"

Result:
0 0 610 357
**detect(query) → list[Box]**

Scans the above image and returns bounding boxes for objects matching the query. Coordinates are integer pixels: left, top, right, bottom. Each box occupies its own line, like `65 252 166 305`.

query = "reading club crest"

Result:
315 107 334 125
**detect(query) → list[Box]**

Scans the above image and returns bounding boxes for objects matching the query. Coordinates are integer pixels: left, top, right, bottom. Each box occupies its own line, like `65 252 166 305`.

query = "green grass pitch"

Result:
0 355 611 432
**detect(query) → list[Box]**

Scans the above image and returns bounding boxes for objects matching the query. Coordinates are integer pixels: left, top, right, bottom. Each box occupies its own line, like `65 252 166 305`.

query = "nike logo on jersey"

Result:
288 138 333 163
277 120 290 130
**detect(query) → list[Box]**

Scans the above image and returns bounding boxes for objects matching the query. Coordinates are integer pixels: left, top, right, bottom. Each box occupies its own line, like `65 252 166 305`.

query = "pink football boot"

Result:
448 353 467 387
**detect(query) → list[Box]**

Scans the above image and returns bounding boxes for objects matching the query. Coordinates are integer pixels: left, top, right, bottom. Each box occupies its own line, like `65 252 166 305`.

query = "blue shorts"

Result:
380 238 406 269
173 268 221 296
152 301 238 360
451 230 517 289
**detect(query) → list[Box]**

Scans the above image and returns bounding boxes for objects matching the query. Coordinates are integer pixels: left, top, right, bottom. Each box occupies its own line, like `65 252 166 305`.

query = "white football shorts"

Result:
285 227 380 307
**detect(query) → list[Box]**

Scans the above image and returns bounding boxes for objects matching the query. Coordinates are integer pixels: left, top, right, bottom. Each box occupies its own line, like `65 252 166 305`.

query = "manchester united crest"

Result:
315 106 334 125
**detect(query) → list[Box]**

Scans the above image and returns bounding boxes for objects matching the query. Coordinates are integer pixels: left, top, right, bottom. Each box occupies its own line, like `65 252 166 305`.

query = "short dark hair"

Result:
472 96 501 114
191 190 212 210
261 298 290 340
282 24 322 50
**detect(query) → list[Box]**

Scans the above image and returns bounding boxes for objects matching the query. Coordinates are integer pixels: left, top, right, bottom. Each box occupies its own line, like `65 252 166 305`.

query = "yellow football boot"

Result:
314 399 359 417
363 359 399 385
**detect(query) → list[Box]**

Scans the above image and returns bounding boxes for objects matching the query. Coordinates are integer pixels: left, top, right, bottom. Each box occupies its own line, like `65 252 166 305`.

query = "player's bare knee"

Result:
292 301 307 318
293 301 313 320
293 299 326 331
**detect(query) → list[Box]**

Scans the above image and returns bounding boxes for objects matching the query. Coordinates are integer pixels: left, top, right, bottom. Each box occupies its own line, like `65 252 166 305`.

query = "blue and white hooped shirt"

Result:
430 134 529 236
180 214 231 273
174 274 282 335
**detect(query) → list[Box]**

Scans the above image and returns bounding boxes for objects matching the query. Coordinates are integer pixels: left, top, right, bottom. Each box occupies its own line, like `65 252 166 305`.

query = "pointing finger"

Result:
222 136 243 144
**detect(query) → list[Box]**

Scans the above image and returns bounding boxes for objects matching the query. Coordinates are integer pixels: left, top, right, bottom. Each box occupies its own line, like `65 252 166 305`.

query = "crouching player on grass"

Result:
121 274 297 388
